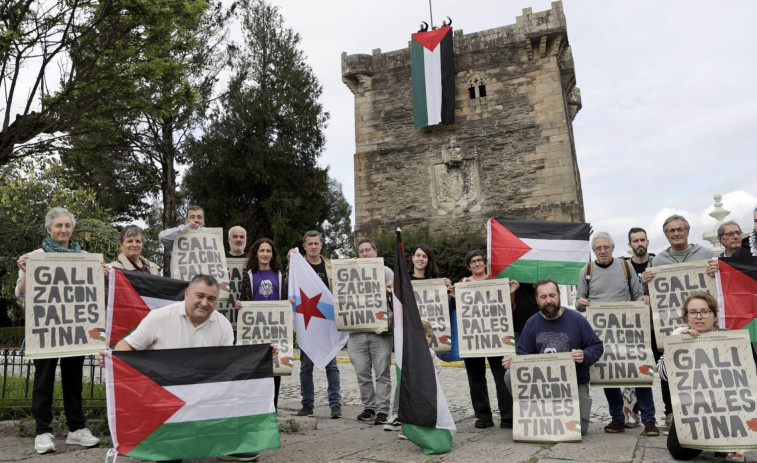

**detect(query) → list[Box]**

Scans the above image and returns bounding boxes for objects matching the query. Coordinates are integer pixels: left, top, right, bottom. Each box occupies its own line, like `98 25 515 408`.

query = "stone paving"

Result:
1 350 754 462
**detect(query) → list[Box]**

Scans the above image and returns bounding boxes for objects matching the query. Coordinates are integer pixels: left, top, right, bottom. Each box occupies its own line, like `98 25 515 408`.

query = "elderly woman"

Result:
658 292 748 462
110 225 159 274
14 208 100 455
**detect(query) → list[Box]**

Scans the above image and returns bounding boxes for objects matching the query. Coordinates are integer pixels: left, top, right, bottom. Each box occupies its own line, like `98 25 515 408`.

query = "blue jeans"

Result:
300 351 341 407
605 386 655 423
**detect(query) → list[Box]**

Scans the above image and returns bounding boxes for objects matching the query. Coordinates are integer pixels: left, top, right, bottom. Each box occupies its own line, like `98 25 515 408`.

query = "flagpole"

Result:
428 0 434 29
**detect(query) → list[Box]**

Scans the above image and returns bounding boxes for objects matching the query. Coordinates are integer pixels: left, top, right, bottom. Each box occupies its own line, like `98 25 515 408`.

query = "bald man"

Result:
227 226 247 258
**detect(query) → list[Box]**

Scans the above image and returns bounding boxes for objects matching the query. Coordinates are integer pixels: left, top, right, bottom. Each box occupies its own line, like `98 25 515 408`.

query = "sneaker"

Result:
664 412 673 428
625 408 641 428
643 421 660 436
374 412 389 425
474 419 494 429
604 420 626 433
219 452 260 461
66 428 99 447
34 433 55 454
330 405 342 419
383 417 402 432
398 432 408 440
296 405 314 416
357 409 376 421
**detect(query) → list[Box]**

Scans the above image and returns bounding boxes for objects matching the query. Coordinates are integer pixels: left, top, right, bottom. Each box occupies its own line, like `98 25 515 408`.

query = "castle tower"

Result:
342 1 584 239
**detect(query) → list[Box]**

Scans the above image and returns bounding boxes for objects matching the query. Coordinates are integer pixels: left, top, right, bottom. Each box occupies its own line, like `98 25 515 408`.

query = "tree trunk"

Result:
160 116 178 275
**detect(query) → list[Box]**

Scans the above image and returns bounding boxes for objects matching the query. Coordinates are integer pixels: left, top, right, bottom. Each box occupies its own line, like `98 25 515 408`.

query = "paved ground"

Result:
1 351 753 462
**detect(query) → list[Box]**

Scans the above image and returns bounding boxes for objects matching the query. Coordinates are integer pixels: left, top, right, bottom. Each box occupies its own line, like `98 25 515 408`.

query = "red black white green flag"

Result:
393 231 455 454
716 257 757 341
411 25 454 129
105 344 280 460
106 268 188 348
487 218 591 285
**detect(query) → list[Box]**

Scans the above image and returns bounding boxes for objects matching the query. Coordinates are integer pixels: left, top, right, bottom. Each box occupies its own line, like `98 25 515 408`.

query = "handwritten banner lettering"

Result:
512 352 582 442
455 278 515 357
588 302 655 386
412 279 451 353
649 261 717 351
217 258 246 325
25 253 106 358
170 228 230 299
331 258 387 332
237 301 293 375
667 331 757 450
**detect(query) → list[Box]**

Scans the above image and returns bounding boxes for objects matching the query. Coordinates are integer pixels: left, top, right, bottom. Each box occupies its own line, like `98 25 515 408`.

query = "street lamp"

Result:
76 226 92 251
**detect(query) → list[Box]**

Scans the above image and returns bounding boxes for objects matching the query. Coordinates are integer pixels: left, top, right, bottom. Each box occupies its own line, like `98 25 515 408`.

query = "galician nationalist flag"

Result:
488 218 591 285
411 25 454 129
716 257 757 342
106 268 188 347
394 230 455 454
287 253 348 369
105 344 280 460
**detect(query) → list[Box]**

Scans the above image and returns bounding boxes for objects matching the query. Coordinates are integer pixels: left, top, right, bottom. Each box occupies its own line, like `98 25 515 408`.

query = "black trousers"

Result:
32 357 86 435
463 356 512 422
667 421 703 460
650 326 673 416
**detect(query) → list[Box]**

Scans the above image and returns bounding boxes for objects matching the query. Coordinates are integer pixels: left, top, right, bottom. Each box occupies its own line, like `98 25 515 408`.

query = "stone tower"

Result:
342 1 584 239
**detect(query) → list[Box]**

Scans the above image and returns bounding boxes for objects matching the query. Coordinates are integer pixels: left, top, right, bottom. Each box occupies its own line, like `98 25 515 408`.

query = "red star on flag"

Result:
296 289 326 329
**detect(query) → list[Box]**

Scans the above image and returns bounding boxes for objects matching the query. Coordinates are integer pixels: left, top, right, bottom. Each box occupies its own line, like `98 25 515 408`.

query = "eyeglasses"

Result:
665 227 687 235
470 258 485 264
686 310 712 318
721 231 742 238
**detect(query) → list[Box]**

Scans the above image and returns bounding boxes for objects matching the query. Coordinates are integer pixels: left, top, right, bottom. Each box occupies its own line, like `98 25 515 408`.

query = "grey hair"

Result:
188 274 220 292
45 207 76 231
663 215 690 232
227 226 246 239
717 220 742 238
118 225 143 244
303 230 322 243
592 231 614 248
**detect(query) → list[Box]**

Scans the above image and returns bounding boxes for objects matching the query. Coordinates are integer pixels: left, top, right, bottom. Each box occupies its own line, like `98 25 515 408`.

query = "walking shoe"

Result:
398 432 408 440
500 419 513 429
66 428 99 447
357 409 376 421
383 416 402 432
296 405 314 416
474 419 494 429
643 421 660 436
604 420 626 433
330 405 342 419
219 452 260 461
34 433 55 454
664 412 674 428
374 412 389 425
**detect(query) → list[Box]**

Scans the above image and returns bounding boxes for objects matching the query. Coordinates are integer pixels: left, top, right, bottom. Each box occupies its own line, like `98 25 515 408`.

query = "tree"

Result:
183 0 350 253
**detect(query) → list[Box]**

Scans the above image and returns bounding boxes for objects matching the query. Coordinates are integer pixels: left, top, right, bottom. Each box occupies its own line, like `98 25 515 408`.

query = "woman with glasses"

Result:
448 250 519 429
658 291 748 461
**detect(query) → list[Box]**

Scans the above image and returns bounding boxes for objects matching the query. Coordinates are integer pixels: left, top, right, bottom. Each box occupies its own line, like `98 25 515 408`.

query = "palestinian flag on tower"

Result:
106 268 188 347
105 344 280 460
411 25 454 129
488 218 591 285
716 257 757 342
393 230 455 454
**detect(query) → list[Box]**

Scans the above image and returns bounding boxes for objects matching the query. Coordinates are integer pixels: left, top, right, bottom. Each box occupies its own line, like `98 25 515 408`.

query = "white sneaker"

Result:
34 433 55 454
66 428 100 447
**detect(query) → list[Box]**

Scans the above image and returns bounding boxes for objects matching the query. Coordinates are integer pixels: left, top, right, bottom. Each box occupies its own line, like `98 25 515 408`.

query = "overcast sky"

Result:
269 0 756 256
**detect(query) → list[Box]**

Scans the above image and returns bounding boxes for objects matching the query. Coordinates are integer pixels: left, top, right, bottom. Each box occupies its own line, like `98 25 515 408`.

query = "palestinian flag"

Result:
106 268 188 347
716 257 757 341
488 218 590 285
411 25 454 129
105 344 280 460
393 231 455 454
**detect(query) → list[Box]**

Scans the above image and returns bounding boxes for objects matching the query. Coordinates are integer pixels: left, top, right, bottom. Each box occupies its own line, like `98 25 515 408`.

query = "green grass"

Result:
0 376 106 421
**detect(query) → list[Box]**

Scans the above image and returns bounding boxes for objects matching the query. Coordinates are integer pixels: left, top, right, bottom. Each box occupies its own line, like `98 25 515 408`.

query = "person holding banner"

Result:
14 207 101 454
237 237 286 408
227 226 248 258
503 279 604 435
110 225 159 275
657 292 748 462
158 205 205 249
450 250 517 429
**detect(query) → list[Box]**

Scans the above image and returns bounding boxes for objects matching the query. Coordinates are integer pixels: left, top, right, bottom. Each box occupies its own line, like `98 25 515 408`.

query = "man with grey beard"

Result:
501 279 603 435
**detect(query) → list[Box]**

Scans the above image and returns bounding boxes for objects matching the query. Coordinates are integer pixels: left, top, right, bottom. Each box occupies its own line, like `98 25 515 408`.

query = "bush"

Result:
0 327 24 348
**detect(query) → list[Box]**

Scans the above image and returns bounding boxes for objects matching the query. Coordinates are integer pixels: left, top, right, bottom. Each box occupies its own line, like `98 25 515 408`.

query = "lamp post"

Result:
76 226 92 251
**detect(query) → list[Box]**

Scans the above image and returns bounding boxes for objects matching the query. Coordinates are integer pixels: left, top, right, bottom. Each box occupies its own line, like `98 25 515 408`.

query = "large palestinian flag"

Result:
105 344 280 460
106 268 188 347
488 218 591 285
716 257 757 341
393 231 455 454
411 25 454 129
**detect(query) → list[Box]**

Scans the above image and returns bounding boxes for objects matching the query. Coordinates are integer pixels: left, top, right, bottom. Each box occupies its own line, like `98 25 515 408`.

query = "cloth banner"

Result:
454 278 515 357
330 258 388 331
170 227 230 299
412 279 452 353
237 300 294 376
217 258 246 325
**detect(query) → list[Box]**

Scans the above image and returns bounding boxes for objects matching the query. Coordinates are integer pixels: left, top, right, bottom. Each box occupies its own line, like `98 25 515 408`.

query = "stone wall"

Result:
342 1 584 240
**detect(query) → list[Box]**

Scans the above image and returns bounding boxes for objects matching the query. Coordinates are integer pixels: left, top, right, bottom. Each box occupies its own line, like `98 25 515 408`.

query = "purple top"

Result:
252 269 279 301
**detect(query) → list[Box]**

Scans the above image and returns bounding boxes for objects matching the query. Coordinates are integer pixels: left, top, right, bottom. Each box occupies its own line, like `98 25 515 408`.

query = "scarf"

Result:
750 230 757 257
41 235 82 253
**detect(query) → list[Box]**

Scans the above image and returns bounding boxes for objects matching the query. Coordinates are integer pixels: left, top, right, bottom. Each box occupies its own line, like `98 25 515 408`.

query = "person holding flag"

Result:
287 231 348 419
